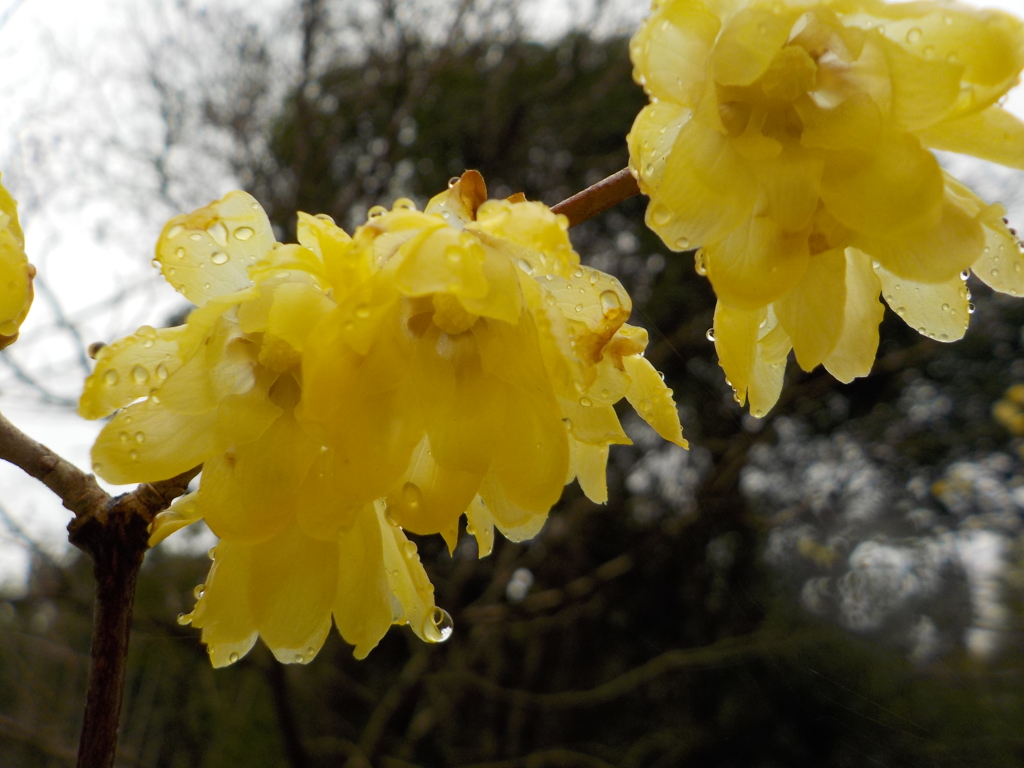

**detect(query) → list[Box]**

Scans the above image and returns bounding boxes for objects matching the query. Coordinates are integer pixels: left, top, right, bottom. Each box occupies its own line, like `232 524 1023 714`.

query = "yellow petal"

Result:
823 249 884 382
630 0 720 104
712 5 795 87
294 450 363 541
266 281 335 353
856 194 983 284
466 496 495 557
191 541 259 668
713 302 760 407
376 501 447 643
919 105 1024 172
489 384 569 516
797 93 883 153
79 324 189 420
335 504 393 659
92 401 216 485
385 436 482 537
559 398 631 446
155 191 275 306
752 148 825 233
704 215 810 310
148 491 201 547
876 266 969 342
250 519 338 664
879 35 962 131
295 211 359 294
573 441 609 504
820 131 943 238
200 409 318 543
478 474 548 543
627 102 691 191
395 226 489 299
643 116 757 251
623 354 686 447
776 247 847 371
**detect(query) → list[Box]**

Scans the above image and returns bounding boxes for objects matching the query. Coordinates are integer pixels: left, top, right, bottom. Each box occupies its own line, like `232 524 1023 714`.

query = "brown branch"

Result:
0 408 199 768
551 168 640 228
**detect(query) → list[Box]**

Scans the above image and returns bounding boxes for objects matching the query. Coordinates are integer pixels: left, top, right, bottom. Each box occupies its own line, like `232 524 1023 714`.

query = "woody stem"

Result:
551 168 641 228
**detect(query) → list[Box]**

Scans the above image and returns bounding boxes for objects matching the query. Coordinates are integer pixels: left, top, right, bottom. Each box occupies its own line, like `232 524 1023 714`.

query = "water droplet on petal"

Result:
579 396 593 407
430 607 454 642
393 197 416 210
177 612 193 626
599 290 621 316
88 341 106 359
368 205 388 218
103 369 119 386
517 258 534 275
906 27 922 43
941 303 950 312
167 224 184 239
206 221 229 246
402 540 418 558
705 328 716 342
211 251 229 265
960 270 970 280
208 546 218 560
674 236 690 250
233 226 254 241
968 303 976 314
229 651 240 664
129 449 140 461
134 431 146 444
156 363 169 380
575 304 584 312
402 481 422 508
132 365 149 384
650 204 672 227
448 177 460 188
193 584 205 599
355 304 370 319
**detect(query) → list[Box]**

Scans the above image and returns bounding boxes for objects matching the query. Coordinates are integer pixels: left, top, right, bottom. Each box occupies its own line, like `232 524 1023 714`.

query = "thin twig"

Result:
551 168 640 228
0 407 199 768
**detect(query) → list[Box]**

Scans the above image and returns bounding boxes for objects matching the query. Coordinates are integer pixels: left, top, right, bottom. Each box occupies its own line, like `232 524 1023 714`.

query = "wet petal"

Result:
156 191 275 306
630 0 720 103
335 504 393 659
478 474 548 543
823 249 884 383
466 496 495 557
572 441 609 504
191 540 259 668
776 247 847 371
623 354 686 447
148 491 201 547
876 266 969 342
918 106 1024 171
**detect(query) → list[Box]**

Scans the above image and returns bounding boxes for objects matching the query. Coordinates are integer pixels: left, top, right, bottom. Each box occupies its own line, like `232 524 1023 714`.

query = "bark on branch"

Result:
0 409 199 768
551 167 641 228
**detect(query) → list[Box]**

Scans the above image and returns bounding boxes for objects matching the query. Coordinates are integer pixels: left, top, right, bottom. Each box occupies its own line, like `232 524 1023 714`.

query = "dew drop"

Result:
941 303 950 312
176 612 193 626
517 258 534 275
211 251 230 265
208 546 218 560
355 304 371 319
203 282 211 290
156 363 169 380
968 303 976 314
694 250 707 276
233 226 255 241
368 205 388 218
448 176 460 188
599 290 621 316
294 653 304 663
579 396 593 407
674 236 690 250
132 365 150 384
103 369 119 386
896 306 906 316
906 27 922 43
393 197 416 210
705 328 716 342
430 607 454 642
119 432 130 444
402 481 422 508
402 540 418 558
228 652 240 664
206 221 229 246
167 224 184 239
88 341 106 359
175 247 186 259
189 233 203 242
129 449 140 461
193 584 205 599
575 304 584 312
960 270 970 280
650 205 672 227
134 431 146 444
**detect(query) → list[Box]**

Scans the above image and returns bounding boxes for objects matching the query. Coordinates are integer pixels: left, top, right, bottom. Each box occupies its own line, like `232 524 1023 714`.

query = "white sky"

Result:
0 0 1023 595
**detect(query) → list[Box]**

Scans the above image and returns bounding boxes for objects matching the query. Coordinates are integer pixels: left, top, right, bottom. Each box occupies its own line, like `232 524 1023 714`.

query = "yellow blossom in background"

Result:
0 175 35 349
79 173 683 665
629 0 1024 416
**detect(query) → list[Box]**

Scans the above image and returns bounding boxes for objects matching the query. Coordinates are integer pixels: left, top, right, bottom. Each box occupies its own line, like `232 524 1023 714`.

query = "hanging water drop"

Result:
705 328 716 342
88 341 106 359
430 607 454 642
177 612 193 626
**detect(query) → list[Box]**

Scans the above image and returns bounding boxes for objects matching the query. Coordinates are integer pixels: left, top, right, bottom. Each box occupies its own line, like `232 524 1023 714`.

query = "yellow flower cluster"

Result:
629 0 1024 416
0 176 34 349
79 173 683 665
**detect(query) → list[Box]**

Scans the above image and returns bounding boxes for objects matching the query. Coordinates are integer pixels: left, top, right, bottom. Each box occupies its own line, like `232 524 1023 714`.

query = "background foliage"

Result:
1 1 1023 765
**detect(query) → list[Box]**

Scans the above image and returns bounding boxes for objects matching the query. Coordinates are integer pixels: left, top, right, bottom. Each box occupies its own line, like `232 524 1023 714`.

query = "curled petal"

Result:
876 266 969 342
623 354 686 447
335 504 393 659
823 249 884 383
775 247 847 371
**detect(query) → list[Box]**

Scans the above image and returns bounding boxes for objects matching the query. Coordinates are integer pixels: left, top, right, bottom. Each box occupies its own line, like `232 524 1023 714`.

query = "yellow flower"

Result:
81 175 683 665
0 175 35 349
298 172 685 551
629 0 1024 415
81 191 445 665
